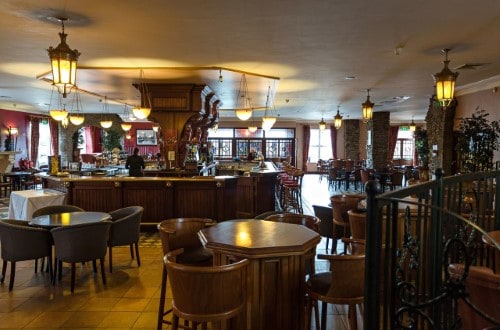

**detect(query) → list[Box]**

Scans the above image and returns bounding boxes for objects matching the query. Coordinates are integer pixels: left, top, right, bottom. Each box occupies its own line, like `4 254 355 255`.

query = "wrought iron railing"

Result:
365 169 500 329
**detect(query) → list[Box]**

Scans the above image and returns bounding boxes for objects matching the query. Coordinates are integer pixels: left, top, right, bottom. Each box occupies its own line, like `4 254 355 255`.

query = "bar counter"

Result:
40 162 279 225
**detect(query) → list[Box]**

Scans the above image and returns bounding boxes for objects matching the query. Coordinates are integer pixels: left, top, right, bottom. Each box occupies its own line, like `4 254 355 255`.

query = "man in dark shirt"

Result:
125 147 145 176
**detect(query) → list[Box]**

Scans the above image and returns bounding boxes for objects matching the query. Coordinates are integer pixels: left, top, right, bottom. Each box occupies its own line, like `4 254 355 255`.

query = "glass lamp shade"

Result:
9 128 18 135
334 111 343 129
236 109 253 121
433 50 458 108
100 120 113 129
248 125 258 133
121 123 132 131
319 118 326 130
262 116 277 131
47 25 80 98
69 113 85 125
152 124 160 132
409 120 416 132
132 107 151 120
362 96 374 121
50 109 69 121
61 117 69 129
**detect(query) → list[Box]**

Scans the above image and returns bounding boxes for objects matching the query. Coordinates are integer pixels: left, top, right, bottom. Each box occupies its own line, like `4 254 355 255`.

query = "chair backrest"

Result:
165 257 249 322
391 171 404 186
157 218 215 255
0 219 52 261
360 169 370 184
342 238 366 255
254 210 284 219
264 213 320 233
331 194 364 225
51 221 111 262
348 210 366 239
313 205 333 239
32 205 84 218
322 254 365 301
108 206 144 245
449 265 500 329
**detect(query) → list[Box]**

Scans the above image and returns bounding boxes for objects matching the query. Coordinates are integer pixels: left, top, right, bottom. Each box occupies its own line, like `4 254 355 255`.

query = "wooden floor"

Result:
0 174 363 329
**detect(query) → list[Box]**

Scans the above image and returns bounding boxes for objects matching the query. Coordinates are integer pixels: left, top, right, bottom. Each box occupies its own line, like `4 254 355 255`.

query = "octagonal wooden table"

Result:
199 219 321 330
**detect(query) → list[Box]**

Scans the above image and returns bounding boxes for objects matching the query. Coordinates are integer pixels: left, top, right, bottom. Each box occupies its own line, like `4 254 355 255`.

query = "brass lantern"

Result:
362 89 374 121
433 49 459 108
334 106 343 129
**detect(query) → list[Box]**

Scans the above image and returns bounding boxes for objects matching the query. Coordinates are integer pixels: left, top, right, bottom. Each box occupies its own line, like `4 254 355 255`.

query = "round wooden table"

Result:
29 211 111 228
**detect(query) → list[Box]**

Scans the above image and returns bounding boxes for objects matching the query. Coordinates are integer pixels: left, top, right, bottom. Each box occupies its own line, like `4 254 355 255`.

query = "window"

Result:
393 129 414 160
308 128 332 162
37 121 52 166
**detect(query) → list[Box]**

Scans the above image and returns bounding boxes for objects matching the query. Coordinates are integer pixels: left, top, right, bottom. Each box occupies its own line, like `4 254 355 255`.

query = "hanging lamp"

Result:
100 96 113 129
261 85 277 131
334 106 343 129
47 17 80 98
362 89 374 121
68 88 85 125
120 104 132 131
319 117 326 130
48 86 68 121
132 69 152 119
409 117 416 132
235 74 253 121
432 48 459 108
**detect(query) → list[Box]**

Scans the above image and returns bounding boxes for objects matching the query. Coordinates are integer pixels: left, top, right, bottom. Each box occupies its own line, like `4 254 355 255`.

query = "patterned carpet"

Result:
0 195 161 247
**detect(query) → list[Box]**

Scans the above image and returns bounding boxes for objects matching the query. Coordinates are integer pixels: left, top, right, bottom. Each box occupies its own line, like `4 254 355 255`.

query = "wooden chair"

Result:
157 218 216 330
385 170 404 191
165 255 249 330
448 264 500 329
107 206 144 272
51 221 111 292
313 205 336 254
305 253 365 330
348 209 366 240
0 173 11 197
0 219 53 290
331 194 364 251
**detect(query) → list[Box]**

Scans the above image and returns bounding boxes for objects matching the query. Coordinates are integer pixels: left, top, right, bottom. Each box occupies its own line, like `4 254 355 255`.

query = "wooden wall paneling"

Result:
253 175 277 216
236 176 255 218
216 177 238 220
173 180 219 220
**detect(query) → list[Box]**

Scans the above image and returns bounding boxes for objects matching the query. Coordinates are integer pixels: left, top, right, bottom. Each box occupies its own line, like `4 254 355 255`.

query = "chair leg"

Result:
130 244 134 260
134 243 140 267
1 260 6 283
157 266 173 329
108 246 113 273
100 258 107 285
348 304 358 329
92 260 98 273
320 301 327 330
70 262 76 293
34 259 38 273
325 237 329 253
172 314 179 330
8 261 16 290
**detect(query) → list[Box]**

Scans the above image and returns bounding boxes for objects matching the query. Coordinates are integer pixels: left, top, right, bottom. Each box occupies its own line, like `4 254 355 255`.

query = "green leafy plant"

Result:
456 108 500 173
102 129 123 151
414 128 429 167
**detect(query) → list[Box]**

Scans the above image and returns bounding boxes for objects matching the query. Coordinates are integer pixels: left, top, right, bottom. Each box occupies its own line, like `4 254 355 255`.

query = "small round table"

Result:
29 211 111 229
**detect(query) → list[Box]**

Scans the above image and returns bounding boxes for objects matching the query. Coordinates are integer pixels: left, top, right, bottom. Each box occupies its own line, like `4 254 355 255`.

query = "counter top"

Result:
39 172 237 182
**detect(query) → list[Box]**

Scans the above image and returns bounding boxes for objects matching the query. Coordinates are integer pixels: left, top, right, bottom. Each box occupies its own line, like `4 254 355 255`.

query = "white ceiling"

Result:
0 0 499 125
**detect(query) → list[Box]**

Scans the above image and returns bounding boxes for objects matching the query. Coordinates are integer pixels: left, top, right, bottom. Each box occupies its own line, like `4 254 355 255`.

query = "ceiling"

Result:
0 0 499 125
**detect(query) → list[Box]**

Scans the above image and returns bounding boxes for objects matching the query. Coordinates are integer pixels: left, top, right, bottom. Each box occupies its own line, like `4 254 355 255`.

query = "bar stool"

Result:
282 169 304 213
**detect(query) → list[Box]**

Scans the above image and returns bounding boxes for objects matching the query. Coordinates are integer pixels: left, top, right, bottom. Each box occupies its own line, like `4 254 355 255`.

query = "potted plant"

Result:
456 108 500 173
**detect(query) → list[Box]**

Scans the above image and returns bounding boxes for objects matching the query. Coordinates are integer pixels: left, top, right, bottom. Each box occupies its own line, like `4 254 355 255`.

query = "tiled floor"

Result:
0 174 363 329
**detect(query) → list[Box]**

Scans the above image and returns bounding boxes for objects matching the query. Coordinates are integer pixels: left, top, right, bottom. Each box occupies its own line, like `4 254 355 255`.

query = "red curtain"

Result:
30 117 40 165
330 127 337 159
388 125 400 161
86 126 102 153
49 119 59 156
302 125 310 171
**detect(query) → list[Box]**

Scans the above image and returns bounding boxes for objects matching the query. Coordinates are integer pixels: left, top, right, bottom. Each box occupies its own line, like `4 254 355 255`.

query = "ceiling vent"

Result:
380 96 411 105
454 63 489 70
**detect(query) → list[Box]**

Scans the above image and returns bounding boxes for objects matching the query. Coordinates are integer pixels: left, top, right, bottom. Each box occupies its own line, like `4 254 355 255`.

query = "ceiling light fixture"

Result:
362 89 374 121
68 88 85 126
48 87 68 121
218 68 223 83
132 69 152 119
121 104 132 131
409 117 416 132
319 117 326 130
121 122 132 131
235 74 253 121
262 85 277 131
100 96 113 129
334 106 343 129
433 48 459 108
47 17 80 98
152 122 160 132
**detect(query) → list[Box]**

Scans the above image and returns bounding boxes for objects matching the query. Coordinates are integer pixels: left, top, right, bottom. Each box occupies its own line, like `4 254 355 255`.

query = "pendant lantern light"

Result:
433 48 459 108
334 106 343 129
362 89 374 121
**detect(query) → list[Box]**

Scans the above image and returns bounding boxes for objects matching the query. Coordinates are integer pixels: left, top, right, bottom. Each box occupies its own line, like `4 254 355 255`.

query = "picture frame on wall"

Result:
136 129 157 145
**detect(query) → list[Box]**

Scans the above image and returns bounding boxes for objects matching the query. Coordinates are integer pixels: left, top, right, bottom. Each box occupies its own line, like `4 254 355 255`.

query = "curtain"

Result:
330 127 337 159
388 125 400 161
302 125 310 171
30 117 40 165
49 119 59 156
86 126 102 153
